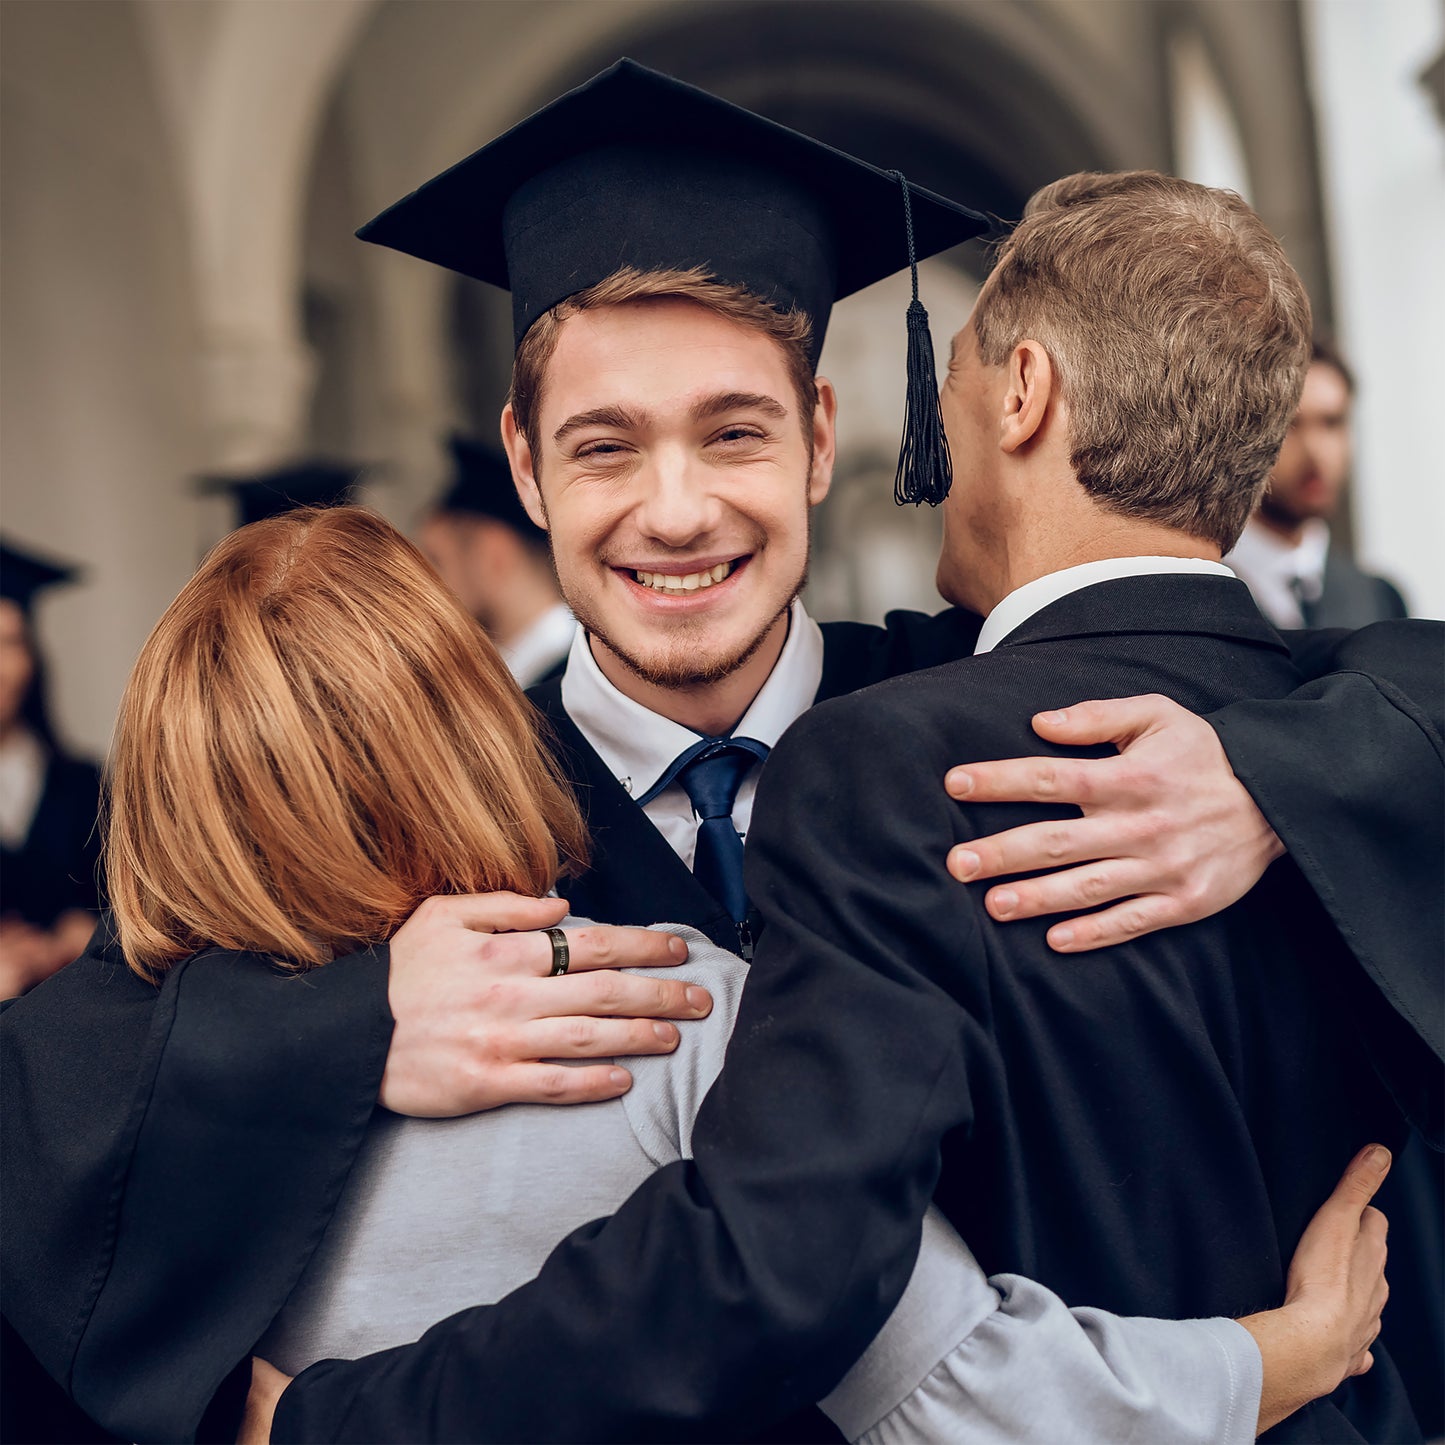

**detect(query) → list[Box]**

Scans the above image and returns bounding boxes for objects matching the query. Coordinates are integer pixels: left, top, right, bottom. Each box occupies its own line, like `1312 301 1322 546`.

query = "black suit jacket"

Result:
276 577 1439 1444
526 608 986 953
3 605 1441 1443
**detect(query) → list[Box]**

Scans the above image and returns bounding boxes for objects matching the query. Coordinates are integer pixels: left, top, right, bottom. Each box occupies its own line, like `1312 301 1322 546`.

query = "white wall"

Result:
1304 0 1444 619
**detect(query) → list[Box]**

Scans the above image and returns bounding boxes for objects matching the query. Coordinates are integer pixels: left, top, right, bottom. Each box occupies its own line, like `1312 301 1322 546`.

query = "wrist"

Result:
1238 1302 1341 1434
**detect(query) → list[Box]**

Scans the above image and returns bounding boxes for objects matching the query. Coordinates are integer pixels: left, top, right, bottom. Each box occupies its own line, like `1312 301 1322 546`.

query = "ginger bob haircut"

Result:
107 506 587 977
972 170 1312 551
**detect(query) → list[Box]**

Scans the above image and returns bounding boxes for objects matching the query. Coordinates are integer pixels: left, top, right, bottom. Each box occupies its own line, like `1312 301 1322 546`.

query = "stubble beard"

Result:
541 465 816 692
563 551 810 691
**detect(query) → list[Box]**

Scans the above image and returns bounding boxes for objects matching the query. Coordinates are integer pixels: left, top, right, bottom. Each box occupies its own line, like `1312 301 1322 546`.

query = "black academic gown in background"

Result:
2 607 1441 1444
275 576 1441 1445
0 752 102 930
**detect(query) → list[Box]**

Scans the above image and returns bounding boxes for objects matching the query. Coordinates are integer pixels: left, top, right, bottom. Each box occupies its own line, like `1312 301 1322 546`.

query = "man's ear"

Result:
807 377 839 505
501 404 548 531
999 340 1054 455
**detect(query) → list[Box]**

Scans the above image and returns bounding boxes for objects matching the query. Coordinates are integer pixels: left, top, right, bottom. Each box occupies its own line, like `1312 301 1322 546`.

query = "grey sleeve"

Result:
619 927 1263 1444
821 1208 1262 1445
617 924 749 1167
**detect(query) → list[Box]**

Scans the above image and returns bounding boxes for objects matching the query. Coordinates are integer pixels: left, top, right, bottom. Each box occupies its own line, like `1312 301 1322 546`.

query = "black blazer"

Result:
276 577 1440 1444
3 603 1440 1443
0 751 102 930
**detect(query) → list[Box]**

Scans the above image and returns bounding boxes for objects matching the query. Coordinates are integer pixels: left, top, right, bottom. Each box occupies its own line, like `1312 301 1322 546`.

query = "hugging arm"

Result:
943 619 1444 1035
272 703 1390 1444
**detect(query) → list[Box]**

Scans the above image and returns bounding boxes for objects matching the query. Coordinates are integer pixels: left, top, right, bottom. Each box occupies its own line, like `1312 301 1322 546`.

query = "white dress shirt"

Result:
561 599 824 869
0 726 46 849
499 602 577 689
975 556 1237 655
1225 517 1330 629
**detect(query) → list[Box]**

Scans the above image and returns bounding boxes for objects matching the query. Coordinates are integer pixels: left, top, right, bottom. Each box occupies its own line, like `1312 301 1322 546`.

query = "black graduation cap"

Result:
435 435 545 540
0 539 81 616
358 58 990 505
197 462 363 529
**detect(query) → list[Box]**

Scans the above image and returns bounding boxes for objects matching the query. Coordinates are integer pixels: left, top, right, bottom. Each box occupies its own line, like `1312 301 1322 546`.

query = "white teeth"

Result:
634 562 735 593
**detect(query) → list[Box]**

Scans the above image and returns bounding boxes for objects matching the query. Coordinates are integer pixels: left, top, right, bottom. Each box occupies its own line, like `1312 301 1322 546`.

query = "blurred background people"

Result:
1227 336 1409 628
198 459 362 532
4 0 1438 770
419 436 574 687
0 542 102 998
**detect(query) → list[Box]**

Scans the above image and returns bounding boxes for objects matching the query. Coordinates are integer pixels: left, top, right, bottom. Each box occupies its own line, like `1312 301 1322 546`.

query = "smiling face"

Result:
504 298 834 695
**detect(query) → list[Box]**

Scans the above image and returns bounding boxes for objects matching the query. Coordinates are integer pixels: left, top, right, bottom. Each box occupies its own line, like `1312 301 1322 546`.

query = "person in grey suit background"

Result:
1228 335 1409 629
1227 331 1440 1436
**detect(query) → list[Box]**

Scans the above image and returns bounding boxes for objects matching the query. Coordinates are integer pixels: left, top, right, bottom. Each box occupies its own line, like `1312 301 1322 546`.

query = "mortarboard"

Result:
197 462 363 529
435 435 545 541
0 539 81 616
358 59 990 505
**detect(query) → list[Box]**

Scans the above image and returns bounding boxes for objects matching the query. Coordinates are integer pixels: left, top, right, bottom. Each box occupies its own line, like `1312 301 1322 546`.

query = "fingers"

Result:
547 970 712 1020
553 925 689 975
502 1062 636 1105
948 818 1105 882
1029 695 1184 748
420 891 570 934
1331 1145 1394 1216
523 1015 683 1060
945 754 1113 807
1043 895 1184 952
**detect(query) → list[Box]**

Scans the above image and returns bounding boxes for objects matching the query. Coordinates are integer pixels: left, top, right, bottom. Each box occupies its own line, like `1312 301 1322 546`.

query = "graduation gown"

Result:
275 576 1442 1445
0 751 102 929
2 608 1441 1443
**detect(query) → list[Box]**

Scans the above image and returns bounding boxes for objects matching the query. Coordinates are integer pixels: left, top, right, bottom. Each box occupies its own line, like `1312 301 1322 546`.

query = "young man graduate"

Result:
3 62 1440 1445
266 164 1442 1443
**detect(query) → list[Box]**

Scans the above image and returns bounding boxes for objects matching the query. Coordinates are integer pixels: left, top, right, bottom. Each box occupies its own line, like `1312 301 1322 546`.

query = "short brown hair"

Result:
107 507 587 976
973 171 1312 550
509 266 818 462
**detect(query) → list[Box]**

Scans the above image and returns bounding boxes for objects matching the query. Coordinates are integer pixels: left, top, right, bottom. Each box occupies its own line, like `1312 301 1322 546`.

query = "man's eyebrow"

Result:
949 333 959 368
552 405 649 445
690 391 788 423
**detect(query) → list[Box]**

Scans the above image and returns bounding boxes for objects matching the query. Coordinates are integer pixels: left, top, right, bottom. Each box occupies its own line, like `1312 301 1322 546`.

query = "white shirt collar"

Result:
561 598 824 798
1225 518 1331 628
499 602 576 690
975 556 1236 655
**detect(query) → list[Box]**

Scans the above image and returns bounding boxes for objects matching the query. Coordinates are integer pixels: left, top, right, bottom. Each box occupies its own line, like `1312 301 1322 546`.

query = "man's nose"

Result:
632 450 722 547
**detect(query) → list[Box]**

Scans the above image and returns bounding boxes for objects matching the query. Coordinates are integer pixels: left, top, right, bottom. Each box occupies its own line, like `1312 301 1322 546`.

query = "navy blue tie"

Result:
639 737 770 922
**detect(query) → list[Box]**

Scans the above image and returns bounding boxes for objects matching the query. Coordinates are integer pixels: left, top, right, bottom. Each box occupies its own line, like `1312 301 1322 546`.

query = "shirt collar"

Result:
975 556 1236 655
561 598 823 798
1227 517 1330 586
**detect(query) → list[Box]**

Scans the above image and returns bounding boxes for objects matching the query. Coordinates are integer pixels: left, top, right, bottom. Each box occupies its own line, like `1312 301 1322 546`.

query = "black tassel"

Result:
889 171 953 506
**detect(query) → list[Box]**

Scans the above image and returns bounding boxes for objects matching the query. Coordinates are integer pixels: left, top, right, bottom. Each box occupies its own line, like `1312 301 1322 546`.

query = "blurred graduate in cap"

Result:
418 436 574 686
197 460 362 530
0 541 104 998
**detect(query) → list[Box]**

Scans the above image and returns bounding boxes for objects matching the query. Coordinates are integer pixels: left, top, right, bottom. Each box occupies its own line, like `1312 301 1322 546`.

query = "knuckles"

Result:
535 1066 573 1100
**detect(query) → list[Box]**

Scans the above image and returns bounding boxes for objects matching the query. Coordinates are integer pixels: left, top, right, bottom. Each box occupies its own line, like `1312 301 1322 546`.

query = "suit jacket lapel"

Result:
528 680 736 946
